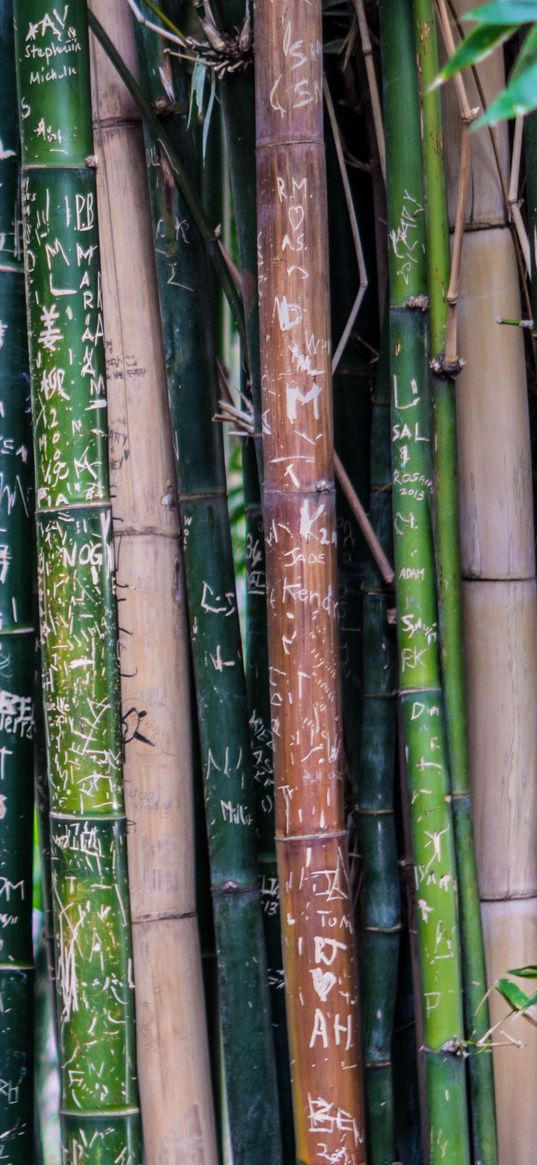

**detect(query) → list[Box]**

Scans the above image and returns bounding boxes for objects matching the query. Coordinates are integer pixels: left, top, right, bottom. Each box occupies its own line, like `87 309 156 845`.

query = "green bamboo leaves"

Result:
12 0 142 1157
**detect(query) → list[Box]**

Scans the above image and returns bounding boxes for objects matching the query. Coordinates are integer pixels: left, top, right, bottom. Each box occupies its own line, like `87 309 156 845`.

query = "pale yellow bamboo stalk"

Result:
89 5 218 1161
444 8 537 1162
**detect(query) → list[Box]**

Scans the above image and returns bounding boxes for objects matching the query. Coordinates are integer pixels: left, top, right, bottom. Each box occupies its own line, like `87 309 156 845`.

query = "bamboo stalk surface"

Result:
254 3 366 1161
89 4 218 1160
380 2 471 1160
413 4 496 1159
0 5 35 1157
132 9 282 1162
13 1 142 1157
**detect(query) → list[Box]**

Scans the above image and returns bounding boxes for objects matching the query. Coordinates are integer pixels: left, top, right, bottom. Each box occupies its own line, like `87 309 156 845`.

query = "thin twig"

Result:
125 0 190 49
436 0 478 368
334 452 395 587
508 116 531 276
444 123 470 367
352 0 386 183
323 78 368 373
444 0 535 339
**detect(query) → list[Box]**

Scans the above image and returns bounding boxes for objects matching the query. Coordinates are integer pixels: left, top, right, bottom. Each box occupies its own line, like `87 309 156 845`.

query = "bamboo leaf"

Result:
434 23 518 84
496 977 537 1012
510 21 537 78
508 965 537 978
202 70 216 162
465 1 537 22
475 58 537 123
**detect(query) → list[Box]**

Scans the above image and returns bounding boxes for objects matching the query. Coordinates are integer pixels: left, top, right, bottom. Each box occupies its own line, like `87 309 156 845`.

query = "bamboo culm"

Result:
254 2 366 1161
132 9 282 1163
0 6 35 1157
213 3 295 1152
355 325 401 1165
413 5 497 1161
380 1 471 1161
13 1 142 1158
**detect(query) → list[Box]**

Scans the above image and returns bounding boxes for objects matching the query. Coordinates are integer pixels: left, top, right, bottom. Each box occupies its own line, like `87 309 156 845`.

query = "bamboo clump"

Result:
88 3 218 1161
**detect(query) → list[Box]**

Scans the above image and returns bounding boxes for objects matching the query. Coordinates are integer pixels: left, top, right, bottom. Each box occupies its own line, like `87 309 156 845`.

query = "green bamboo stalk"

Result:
355 326 401 1165
379 2 471 1161
12 2 142 1158
413 6 497 1162
210 6 294 1152
392 929 424 1165
0 6 36 1157
131 11 282 1164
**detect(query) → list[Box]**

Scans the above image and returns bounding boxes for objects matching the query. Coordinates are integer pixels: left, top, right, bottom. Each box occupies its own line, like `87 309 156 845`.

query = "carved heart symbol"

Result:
311 968 337 1001
288 204 304 233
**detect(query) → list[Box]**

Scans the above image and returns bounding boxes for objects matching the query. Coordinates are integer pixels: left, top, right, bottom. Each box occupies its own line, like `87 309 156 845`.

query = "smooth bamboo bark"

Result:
0 6 35 1157
13 1 143 1157
89 6 218 1161
444 12 537 1161
254 5 366 1163
380 3 471 1161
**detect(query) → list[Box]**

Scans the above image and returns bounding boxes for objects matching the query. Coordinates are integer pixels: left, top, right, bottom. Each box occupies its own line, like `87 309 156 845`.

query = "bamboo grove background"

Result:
0 0 536 1162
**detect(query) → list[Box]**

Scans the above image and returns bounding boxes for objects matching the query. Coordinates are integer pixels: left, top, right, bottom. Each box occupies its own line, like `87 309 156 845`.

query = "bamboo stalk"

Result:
131 11 282 1163
12 1 143 1157
413 4 497 1161
380 2 471 1160
88 4 218 1161
254 4 366 1161
211 4 295 1148
0 6 35 1157
355 326 401 1165
443 10 537 1160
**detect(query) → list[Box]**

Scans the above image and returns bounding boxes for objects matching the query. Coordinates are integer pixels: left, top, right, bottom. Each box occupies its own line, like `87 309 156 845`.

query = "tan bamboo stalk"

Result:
443 6 537 1161
254 4 366 1163
89 5 218 1161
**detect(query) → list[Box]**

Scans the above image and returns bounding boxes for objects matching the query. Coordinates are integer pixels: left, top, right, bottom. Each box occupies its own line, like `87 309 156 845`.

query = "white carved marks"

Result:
388 189 425 286
268 21 322 118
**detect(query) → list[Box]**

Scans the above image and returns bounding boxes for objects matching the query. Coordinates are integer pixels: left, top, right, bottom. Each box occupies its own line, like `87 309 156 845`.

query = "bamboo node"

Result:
152 96 176 117
191 1 252 77
440 1037 467 1058
85 155 99 169
404 294 428 311
430 353 465 379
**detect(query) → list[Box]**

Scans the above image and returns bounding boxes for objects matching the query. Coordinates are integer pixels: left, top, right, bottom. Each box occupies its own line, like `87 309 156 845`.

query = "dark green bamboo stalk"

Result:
0 7 35 1158
12 2 142 1158
413 5 497 1162
355 327 400 1165
132 12 282 1164
379 2 471 1161
211 5 294 1152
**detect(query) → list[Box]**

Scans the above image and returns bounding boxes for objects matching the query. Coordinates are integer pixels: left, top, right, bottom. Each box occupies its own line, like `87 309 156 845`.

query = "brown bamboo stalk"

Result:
89 5 218 1161
443 7 537 1161
254 5 366 1163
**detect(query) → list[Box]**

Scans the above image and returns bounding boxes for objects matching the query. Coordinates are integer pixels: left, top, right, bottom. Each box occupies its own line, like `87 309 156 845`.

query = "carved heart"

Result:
288 204 305 233
311 968 337 1001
